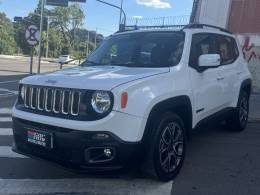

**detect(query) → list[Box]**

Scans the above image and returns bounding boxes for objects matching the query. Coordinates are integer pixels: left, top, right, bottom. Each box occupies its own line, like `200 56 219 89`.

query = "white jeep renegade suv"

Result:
12 24 252 181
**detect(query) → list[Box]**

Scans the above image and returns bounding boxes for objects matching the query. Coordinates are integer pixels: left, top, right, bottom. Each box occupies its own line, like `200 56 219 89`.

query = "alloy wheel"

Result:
159 122 184 173
239 95 249 125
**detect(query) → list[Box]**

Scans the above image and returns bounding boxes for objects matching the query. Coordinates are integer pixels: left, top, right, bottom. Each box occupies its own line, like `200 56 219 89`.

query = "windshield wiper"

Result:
112 62 137 67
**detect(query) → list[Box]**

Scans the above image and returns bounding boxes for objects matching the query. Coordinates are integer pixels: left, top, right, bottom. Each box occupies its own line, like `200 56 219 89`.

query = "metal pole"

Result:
162 17 165 26
87 30 90 56
30 47 34 74
96 0 126 30
37 0 45 74
119 0 123 25
73 18 76 50
46 16 49 58
95 28 97 48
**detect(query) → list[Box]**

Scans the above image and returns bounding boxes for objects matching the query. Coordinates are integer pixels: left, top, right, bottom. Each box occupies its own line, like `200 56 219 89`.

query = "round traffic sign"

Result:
25 25 40 46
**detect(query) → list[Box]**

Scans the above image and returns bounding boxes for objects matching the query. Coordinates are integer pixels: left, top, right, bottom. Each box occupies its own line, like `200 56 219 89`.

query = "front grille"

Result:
23 86 81 116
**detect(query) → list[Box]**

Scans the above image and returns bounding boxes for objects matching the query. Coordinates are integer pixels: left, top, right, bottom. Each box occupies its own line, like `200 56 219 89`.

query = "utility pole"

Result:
95 28 97 48
119 0 123 25
37 0 45 74
30 47 34 74
96 0 126 31
73 18 76 50
46 16 49 58
87 30 90 56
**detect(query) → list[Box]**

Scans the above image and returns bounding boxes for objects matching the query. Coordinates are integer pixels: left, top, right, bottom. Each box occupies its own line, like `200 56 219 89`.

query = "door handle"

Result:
217 77 225 81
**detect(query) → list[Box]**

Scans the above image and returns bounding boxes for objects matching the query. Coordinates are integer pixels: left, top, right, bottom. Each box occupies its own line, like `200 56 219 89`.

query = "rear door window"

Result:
216 35 239 65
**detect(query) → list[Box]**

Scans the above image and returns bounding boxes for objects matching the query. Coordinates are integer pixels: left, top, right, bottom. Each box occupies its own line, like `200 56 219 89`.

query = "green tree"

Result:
0 12 17 54
5 0 103 58
47 28 65 58
50 3 84 54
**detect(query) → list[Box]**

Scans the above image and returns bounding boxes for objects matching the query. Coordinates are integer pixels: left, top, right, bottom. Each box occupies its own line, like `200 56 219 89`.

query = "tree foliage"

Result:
1 1 104 58
50 4 84 53
0 12 17 54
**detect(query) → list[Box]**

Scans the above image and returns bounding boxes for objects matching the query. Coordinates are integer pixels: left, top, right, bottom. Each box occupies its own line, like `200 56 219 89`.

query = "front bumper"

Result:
12 107 146 142
12 117 143 171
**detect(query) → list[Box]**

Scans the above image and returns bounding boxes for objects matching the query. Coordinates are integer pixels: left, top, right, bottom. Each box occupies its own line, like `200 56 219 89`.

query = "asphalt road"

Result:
0 58 260 195
0 56 76 76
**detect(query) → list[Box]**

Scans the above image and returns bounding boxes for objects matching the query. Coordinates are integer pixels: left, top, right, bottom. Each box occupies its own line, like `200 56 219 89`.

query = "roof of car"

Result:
114 23 233 37
114 29 184 36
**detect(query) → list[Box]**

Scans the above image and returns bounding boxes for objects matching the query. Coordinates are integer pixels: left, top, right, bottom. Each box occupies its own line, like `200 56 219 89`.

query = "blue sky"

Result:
0 0 193 36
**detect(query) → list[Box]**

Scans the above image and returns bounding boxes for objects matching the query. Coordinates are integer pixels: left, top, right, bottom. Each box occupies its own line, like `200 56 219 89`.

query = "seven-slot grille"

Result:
23 86 81 116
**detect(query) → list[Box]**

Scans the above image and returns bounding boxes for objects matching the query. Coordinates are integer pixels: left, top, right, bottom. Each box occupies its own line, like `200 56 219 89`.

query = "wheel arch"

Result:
141 95 193 144
240 79 252 95
237 78 252 105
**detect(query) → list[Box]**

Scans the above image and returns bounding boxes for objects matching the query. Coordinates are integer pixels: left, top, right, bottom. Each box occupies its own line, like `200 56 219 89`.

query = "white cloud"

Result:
136 0 172 9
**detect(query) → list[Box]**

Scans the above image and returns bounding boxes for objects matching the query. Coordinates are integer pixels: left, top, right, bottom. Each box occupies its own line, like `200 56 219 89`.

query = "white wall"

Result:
195 0 232 28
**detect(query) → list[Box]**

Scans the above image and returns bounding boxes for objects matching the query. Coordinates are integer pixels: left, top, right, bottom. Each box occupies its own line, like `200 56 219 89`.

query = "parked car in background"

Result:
58 55 73 64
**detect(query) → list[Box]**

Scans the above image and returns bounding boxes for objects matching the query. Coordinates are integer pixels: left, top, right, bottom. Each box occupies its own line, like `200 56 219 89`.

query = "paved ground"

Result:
0 57 260 195
0 56 75 76
249 95 260 121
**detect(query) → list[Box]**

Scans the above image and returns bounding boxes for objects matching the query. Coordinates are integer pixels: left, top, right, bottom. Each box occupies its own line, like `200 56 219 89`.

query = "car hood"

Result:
21 66 169 90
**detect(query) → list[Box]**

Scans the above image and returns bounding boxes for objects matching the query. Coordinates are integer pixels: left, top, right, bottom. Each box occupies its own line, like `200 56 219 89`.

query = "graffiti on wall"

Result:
240 36 260 93
242 36 260 62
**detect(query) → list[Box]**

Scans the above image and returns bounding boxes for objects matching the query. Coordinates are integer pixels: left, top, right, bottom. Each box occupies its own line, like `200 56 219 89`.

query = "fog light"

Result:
104 148 112 157
85 147 115 163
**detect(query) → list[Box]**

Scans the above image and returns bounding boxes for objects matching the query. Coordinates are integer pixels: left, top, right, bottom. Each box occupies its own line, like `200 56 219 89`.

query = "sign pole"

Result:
25 25 40 74
30 47 34 74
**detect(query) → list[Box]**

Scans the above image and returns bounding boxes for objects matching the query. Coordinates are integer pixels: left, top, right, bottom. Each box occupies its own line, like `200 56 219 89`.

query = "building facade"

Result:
191 0 260 93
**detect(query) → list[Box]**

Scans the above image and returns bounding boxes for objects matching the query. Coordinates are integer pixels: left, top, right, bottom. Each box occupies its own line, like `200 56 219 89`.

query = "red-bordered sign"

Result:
25 25 40 46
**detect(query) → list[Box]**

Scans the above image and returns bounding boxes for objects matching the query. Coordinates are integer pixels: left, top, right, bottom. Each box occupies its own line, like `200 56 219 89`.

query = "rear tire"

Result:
226 91 249 132
142 112 187 181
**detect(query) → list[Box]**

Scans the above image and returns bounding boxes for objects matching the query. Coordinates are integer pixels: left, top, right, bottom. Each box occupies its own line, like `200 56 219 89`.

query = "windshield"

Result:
82 32 185 68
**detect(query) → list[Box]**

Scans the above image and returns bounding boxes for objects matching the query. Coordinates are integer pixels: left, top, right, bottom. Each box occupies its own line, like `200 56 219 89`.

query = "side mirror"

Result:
198 54 220 72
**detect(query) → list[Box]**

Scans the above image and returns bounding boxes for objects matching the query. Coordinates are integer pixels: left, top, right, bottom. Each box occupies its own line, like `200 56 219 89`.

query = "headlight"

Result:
91 91 112 114
20 85 25 101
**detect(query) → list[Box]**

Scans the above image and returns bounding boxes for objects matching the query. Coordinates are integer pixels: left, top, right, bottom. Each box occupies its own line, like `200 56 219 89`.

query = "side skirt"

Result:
193 107 234 130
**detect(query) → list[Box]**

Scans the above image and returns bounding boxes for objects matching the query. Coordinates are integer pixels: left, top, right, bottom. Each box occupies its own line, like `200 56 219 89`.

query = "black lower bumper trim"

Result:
12 117 143 172
12 143 122 172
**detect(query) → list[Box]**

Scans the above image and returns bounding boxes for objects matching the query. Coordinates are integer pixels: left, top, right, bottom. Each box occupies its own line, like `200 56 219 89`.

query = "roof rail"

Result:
183 23 232 34
116 24 186 33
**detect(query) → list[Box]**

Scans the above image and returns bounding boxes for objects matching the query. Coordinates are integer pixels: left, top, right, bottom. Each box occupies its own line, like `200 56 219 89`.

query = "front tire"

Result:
226 91 249 131
143 112 186 181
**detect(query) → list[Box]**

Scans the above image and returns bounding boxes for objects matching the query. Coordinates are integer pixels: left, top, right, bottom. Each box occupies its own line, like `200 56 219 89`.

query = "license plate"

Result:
27 129 53 149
